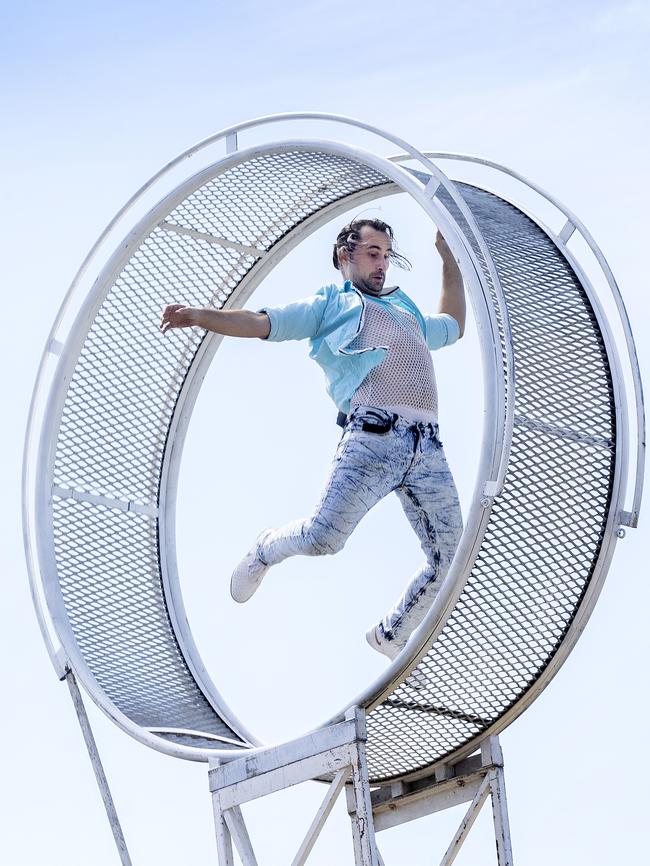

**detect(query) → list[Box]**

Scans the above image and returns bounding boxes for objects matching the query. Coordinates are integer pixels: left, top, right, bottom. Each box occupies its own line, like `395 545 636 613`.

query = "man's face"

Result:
340 226 392 294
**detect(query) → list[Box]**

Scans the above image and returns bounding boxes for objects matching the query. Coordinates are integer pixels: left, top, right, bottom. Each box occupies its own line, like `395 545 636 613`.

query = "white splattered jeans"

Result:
258 406 463 653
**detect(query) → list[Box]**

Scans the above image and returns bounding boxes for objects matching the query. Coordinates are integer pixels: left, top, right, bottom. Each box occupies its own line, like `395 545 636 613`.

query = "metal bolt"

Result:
481 496 492 508
616 527 626 539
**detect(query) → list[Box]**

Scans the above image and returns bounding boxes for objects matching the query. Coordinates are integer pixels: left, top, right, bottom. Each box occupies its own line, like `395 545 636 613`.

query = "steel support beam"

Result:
66 671 133 866
208 708 380 866
370 735 513 865
208 720 513 865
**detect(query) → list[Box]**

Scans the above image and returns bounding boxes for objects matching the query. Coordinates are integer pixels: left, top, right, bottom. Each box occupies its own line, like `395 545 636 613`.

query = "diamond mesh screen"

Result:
364 184 616 782
46 152 617 774
49 151 389 744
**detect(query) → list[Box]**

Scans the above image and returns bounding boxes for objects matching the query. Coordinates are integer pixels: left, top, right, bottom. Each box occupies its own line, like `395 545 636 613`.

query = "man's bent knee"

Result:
301 520 347 556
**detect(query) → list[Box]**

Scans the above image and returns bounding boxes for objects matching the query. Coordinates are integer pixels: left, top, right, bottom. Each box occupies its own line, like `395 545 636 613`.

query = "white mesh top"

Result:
349 297 439 423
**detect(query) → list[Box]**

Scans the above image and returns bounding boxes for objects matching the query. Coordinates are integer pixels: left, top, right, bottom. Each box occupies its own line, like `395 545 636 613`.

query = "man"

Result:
160 219 465 660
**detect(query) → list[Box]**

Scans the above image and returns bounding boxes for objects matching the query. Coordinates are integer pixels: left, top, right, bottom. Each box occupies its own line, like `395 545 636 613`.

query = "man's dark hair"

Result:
332 218 411 271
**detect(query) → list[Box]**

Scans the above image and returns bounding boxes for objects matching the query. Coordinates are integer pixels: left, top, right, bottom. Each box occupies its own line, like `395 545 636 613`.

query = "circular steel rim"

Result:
22 116 641 777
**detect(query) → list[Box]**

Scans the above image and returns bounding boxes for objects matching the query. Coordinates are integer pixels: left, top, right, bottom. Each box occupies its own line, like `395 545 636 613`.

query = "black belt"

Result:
336 409 397 434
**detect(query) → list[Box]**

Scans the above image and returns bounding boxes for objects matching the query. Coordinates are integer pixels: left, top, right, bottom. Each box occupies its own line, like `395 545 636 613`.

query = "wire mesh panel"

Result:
48 151 390 744
42 144 618 776
364 185 616 782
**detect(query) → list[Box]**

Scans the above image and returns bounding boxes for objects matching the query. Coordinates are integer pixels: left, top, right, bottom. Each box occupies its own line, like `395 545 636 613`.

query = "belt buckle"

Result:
360 409 393 434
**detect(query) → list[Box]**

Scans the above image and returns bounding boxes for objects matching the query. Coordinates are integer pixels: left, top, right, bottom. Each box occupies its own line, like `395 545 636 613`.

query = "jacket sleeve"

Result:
259 286 331 342
425 313 461 350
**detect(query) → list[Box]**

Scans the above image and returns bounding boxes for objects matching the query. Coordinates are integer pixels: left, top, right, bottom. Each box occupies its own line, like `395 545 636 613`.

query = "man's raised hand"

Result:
435 230 455 264
434 230 466 337
160 303 196 334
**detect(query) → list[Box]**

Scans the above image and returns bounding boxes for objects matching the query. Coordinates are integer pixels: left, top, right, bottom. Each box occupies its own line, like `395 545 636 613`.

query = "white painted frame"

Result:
22 115 641 781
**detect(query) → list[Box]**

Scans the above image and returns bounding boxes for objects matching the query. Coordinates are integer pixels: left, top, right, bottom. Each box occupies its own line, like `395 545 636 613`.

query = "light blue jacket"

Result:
261 280 460 413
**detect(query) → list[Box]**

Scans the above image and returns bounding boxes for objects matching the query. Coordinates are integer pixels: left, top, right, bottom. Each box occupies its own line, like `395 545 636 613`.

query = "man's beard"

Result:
355 276 385 296
355 279 399 298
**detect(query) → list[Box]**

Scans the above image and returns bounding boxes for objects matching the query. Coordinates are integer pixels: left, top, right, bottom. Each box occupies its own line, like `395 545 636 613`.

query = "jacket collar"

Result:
342 279 400 298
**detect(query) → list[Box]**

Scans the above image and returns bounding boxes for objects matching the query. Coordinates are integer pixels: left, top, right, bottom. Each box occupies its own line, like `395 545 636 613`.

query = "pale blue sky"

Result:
2 2 648 864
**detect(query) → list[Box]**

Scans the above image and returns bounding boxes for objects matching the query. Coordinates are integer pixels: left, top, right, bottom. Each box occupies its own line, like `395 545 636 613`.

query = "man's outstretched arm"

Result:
435 231 466 338
160 304 271 339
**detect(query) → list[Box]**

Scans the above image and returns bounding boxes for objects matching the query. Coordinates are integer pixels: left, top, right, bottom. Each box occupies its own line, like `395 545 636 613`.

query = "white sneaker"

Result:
365 625 401 660
230 532 272 603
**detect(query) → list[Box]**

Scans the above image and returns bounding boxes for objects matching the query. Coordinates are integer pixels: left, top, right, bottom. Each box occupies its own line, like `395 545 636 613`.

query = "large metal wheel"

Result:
23 114 644 785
